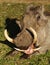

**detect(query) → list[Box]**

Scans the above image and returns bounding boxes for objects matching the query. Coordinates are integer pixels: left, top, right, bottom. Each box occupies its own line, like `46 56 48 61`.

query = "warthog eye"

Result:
37 15 40 21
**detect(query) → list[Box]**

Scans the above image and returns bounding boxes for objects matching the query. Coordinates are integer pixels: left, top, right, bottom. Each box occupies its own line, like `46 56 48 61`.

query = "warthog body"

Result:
22 5 50 54
4 5 50 54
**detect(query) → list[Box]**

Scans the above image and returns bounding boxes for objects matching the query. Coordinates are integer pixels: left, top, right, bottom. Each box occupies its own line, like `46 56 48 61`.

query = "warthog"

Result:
4 5 50 55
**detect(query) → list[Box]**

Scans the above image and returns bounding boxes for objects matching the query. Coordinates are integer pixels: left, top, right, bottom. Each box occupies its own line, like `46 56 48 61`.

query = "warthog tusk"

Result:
4 27 38 54
33 47 41 51
4 29 14 43
29 27 37 43
14 47 41 54
4 27 37 44
14 47 24 52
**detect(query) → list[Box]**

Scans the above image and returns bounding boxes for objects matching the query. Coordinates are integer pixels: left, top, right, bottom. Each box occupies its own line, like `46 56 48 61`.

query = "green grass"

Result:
0 3 50 65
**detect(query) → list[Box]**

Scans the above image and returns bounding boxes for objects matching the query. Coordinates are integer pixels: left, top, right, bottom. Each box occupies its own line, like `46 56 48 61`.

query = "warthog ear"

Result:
25 4 37 14
36 5 45 14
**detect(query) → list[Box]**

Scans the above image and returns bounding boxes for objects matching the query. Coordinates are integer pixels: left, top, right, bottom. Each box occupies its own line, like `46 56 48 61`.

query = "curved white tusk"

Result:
4 29 14 43
29 27 37 43
14 47 41 54
14 47 24 52
33 47 41 51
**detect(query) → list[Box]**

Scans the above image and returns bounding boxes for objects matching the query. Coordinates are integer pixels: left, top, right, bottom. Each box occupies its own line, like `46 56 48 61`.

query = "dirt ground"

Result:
0 0 50 4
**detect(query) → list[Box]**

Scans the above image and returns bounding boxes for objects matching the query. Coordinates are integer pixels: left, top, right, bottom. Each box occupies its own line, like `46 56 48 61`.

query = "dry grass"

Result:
0 0 50 5
0 2 50 65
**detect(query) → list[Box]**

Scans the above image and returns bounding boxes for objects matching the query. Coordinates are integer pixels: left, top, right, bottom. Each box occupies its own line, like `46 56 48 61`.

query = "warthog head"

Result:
4 5 48 55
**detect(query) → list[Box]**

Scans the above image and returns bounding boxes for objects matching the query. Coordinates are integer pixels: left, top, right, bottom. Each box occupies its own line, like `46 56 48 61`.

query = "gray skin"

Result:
17 5 50 54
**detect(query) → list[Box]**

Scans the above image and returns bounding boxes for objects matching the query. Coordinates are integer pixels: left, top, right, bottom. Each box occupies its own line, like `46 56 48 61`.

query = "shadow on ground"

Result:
5 17 21 38
0 40 29 59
